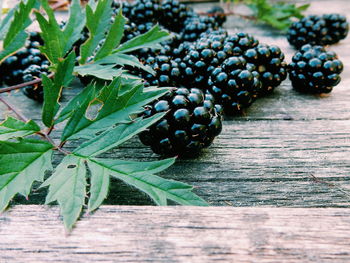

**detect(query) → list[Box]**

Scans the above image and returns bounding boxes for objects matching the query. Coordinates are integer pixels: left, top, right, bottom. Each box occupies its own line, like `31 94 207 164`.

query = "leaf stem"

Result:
0 96 29 122
0 73 54 94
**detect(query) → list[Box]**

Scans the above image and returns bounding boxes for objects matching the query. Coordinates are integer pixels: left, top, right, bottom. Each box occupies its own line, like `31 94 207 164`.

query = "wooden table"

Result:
1 0 350 262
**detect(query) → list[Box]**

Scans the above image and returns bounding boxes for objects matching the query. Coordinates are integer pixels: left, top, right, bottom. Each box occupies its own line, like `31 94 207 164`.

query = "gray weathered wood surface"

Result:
2 206 350 262
1 0 350 262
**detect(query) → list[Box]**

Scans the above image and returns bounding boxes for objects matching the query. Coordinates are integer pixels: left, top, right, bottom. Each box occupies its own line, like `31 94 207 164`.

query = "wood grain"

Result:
1 205 350 263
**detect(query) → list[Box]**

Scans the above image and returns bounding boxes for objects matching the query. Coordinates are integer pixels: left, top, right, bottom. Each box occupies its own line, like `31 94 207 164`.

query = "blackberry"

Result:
287 14 349 48
0 32 46 86
139 87 223 156
160 0 195 32
208 56 261 115
141 55 181 87
22 62 50 102
224 32 259 56
128 0 161 24
288 44 343 94
243 44 287 96
180 16 219 42
178 38 233 88
206 6 227 27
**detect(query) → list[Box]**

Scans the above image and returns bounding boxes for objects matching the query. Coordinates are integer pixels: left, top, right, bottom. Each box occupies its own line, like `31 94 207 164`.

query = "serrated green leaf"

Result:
114 24 171 54
0 139 53 212
0 0 37 63
55 84 97 124
0 7 15 40
79 0 114 64
98 53 155 75
87 158 207 206
41 155 86 230
35 0 65 64
94 8 126 61
0 117 40 141
62 0 86 53
86 160 109 212
74 114 165 157
42 51 76 127
61 77 169 141
74 64 124 80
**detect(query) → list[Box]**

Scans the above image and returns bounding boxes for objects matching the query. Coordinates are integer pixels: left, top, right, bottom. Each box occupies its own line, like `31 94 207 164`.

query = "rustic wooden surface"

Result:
1 0 350 262
2 206 350 263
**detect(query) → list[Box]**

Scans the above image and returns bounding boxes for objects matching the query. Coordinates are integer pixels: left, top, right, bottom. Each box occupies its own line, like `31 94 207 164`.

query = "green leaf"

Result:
61 78 169 141
0 117 40 141
79 0 114 64
0 7 15 40
86 158 208 206
0 139 53 212
55 84 97 124
74 64 124 80
42 51 76 127
74 114 165 157
94 8 126 61
41 155 87 230
62 0 86 54
86 160 109 212
97 53 155 75
0 0 37 63
35 0 65 64
114 24 171 54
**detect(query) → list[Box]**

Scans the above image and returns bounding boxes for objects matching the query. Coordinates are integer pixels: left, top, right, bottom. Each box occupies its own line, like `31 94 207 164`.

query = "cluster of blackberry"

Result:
0 32 48 102
286 13 348 94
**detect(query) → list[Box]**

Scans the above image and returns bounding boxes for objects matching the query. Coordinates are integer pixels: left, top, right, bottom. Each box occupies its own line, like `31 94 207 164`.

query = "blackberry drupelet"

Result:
208 56 261 115
139 87 223 156
160 0 194 32
287 14 349 48
243 44 287 96
22 61 50 102
206 6 227 27
224 32 259 56
288 44 343 94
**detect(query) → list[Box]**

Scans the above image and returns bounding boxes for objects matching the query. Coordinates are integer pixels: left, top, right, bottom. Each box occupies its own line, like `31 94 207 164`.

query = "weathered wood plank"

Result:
1 206 350 263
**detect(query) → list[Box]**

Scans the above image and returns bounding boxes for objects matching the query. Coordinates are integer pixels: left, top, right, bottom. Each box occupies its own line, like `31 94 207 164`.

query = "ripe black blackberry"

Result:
206 6 227 27
139 87 223 156
224 32 259 56
141 55 181 87
243 44 287 96
208 56 261 115
0 32 46 86
178 38 233 89
180 16 219 42
288 44 343 94
160 0 195 32
287 14 349 48
22 62 50 102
